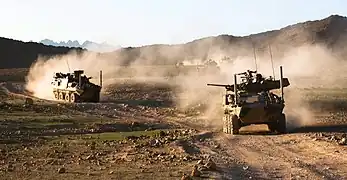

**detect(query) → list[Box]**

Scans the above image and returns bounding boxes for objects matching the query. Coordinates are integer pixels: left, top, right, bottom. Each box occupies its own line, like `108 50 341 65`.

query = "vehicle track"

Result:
215 133 347 180
2 81 347 179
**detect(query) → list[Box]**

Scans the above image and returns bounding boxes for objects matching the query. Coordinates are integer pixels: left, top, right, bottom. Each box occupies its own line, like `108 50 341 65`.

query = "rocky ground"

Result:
0 68 347 180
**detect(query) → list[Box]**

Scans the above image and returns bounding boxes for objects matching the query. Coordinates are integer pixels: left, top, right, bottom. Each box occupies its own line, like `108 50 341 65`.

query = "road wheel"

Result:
267 119 277 132
94 94 100 102
223 114 240 135
70 93 80 103
65 93 70 102
277 113 286 134
54 92 59 100
223 114 231 134
70 93 75 102
58 92 64 101
231 115 240 135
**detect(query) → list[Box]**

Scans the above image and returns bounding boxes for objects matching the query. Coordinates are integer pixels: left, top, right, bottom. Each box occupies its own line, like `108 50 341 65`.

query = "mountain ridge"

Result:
0 37 85 68
39 39 121 52
1 14 347 69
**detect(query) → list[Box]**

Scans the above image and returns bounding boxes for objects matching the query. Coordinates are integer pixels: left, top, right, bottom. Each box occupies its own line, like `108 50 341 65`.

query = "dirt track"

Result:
216 132 347 179
1 72 347 180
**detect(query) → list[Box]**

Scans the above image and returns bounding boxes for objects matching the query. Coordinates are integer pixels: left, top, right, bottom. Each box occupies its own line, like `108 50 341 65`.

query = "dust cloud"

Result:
258 44 347 130
25 51 120 100
24 42 347 130
179 43 347 130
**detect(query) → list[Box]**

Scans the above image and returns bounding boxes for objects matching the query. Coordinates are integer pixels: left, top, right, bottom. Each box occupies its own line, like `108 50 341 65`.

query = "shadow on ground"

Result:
0 118 177 145
237 124 347 135
232 125 280 136
289 124 347 133
238 131 279 136
100 99 175 108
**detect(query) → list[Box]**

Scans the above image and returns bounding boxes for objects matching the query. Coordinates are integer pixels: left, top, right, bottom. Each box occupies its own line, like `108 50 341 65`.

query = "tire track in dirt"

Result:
184 131 253 179
215 133 347 180
4 81 347 179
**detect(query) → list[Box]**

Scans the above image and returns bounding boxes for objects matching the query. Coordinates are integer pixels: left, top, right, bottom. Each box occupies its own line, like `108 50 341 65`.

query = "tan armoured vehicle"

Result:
207 66 290 134
51 70 102 103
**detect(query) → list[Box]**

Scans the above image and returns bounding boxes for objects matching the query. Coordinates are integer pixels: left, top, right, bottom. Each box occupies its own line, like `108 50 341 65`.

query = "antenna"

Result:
252 42 258 71
65 58 71 72
99 70 103 87
268 44 275 80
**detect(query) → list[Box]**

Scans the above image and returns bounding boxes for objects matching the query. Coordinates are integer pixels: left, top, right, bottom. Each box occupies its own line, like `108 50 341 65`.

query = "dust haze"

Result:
25 42 347 130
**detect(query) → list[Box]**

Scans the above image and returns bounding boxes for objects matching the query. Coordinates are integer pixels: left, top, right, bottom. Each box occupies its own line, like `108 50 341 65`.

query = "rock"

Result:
204 159 217 171
86 154 95 160
339 138 346 145
182 130 188 135
5 164 14 172
182 156 188 161
169 154 176 160
58 167 66 173
89 142 96 150
198 165 208 171
316 133 323 137
25 98 34 105
149 139 160 147
131 122 139 127
191 166 201 177
159 130 166 137
145 127 153 131
181 175 192 180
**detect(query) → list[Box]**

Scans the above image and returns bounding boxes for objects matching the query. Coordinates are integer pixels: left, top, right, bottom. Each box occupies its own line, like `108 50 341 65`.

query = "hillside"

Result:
99 14 347 66
0 37 85 69
1 14 347 69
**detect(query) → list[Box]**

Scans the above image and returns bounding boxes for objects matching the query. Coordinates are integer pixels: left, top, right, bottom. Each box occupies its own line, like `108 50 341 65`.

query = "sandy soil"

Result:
0 69 346 180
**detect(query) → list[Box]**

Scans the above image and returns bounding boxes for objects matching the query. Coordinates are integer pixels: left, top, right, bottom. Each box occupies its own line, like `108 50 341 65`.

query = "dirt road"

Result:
214 132 347 180
1 77 347 179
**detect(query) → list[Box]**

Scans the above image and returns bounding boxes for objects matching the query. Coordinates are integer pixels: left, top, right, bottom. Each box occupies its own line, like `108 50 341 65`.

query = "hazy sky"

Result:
0 0 346 47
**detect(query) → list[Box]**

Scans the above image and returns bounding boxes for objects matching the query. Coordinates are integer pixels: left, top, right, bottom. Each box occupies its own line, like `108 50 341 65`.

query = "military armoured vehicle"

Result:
51 70 102 103
207 66 290 134
174 59 220 77
198 59 220 74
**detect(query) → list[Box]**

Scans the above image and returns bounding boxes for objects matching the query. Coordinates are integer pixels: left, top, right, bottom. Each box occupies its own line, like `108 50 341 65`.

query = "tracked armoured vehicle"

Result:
51 70 102 103
207 66 290 134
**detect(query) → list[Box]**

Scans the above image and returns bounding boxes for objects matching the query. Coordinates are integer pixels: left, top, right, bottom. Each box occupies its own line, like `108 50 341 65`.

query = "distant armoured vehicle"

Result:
51 70 102 103
207 66 290 134
174 59 220 76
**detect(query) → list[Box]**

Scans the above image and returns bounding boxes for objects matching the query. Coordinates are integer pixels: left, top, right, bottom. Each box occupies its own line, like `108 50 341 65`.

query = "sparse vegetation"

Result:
1 14 347 179
1 66 347 179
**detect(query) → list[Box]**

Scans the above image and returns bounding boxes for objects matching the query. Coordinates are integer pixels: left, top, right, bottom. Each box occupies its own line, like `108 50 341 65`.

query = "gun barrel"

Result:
207 83 229 87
